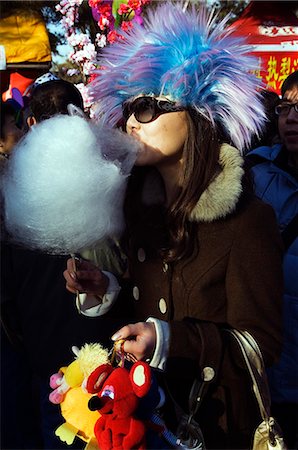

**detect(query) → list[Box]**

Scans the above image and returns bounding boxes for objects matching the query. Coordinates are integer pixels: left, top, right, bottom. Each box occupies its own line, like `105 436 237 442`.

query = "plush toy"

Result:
50 343 180 450
49 343 110 449
49 343 110 404
49 358 83 404
86 361 152 450
56 387 99 450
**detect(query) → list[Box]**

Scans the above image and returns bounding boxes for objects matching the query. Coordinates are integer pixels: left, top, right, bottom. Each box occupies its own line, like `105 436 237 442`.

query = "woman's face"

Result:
125 97 188 166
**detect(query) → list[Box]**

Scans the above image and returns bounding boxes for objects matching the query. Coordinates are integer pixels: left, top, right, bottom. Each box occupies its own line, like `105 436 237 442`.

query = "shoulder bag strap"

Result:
225 328 271 421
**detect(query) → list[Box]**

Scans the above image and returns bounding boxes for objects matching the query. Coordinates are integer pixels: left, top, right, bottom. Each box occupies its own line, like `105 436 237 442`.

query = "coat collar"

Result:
190 144 244 223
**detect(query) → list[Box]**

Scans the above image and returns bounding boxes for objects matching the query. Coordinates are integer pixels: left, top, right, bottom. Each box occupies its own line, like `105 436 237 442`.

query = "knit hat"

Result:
91 2 266 152
33 72 59 87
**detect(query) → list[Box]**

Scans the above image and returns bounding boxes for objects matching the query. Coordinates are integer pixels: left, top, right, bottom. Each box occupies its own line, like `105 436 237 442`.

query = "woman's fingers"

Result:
112 322 156 361
63 268 80 293
123 339 147 359
63 258 108 295
111 323 139 341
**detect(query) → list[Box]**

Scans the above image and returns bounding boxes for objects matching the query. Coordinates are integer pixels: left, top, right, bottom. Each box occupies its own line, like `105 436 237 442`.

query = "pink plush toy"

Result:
49 372 68 404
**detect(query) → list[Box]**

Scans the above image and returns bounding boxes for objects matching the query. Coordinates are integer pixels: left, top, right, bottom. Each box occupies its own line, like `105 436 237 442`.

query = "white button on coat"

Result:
159 298 167 314
137 248 146 262
162 262 168 273
133 286 140 300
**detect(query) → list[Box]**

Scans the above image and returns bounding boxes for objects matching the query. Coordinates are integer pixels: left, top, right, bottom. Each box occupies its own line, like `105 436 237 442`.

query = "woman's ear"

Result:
26 115 36 129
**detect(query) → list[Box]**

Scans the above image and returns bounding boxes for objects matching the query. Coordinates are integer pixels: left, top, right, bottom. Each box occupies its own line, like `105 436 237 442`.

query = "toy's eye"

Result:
101 384 114 400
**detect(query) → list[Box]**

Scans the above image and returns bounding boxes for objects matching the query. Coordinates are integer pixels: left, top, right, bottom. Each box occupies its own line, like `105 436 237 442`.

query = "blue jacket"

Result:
249 143 298 403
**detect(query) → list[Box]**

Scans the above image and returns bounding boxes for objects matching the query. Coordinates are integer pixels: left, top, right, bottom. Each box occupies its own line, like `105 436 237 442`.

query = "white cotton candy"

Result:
2 115 139 254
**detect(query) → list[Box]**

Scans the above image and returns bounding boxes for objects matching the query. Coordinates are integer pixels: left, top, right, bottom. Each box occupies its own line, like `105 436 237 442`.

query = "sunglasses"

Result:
123 96 183 124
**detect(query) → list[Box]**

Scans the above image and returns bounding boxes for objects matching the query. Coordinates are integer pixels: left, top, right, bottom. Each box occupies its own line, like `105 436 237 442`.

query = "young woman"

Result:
64 3 284 448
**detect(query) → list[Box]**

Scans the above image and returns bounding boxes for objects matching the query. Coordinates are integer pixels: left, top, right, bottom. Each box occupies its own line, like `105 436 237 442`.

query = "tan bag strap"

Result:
225 329 271 421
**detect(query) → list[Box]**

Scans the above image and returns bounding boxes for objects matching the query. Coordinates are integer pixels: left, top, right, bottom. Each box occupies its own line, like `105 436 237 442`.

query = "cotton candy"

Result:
2 115 139 254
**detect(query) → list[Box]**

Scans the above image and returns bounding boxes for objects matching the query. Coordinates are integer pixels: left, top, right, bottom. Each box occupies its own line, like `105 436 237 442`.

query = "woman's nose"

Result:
126 114 141 132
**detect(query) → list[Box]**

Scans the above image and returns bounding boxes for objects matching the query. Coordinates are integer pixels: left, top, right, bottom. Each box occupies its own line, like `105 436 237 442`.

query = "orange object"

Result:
2 72 34 101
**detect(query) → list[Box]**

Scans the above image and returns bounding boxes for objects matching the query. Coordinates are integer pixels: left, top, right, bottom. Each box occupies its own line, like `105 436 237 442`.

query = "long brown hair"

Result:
164 110 222 261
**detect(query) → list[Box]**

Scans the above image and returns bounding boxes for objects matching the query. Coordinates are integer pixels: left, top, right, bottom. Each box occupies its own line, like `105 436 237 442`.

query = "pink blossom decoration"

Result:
56 0 151 111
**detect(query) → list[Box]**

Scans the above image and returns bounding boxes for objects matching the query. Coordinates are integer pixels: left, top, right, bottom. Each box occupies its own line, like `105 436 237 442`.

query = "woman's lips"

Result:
131 131 141 142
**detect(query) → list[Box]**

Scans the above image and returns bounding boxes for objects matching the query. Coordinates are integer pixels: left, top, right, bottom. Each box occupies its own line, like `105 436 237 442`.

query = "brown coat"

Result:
123 145 283 449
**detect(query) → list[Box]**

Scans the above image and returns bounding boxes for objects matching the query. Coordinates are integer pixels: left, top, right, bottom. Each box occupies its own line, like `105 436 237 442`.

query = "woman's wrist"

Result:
146 317 170 371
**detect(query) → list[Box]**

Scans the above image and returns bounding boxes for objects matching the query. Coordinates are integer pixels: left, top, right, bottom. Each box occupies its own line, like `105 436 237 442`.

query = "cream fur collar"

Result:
189 144 244 223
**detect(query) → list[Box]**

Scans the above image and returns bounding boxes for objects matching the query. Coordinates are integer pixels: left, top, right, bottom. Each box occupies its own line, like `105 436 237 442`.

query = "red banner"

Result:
252 52 298 94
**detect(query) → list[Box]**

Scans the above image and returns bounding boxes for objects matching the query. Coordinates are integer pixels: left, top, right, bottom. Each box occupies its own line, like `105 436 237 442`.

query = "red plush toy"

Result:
86 362 152 450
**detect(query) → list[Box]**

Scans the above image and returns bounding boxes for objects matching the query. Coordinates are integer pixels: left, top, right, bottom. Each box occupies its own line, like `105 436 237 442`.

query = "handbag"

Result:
167 324 287 450
225 329 287 450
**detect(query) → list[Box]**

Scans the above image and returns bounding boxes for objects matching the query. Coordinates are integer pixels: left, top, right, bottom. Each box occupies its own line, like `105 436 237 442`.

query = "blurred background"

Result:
1 0 298 112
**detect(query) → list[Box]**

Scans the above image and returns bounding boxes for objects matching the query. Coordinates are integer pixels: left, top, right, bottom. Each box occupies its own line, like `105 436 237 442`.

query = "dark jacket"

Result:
249 143 298 404
1 241 130 379
123 144 284 449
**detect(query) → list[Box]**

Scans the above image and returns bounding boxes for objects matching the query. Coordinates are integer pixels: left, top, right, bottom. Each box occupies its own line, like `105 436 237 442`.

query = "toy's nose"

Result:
88 395 102 411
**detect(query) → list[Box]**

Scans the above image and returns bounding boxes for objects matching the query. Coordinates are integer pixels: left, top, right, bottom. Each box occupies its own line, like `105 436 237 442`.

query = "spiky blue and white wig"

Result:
92 2 265 152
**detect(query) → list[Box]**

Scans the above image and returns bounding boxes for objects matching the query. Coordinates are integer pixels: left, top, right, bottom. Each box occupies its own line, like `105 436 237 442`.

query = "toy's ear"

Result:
129 362 151 398
86 364 113 394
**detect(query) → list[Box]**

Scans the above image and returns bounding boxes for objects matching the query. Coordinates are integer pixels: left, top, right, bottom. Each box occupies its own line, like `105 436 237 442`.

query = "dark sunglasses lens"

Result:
134 97 155 123
123 97 179 123
123 97 154 122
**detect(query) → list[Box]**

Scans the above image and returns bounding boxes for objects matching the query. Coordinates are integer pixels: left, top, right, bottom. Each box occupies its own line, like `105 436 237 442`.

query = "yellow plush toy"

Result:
49 343 111 449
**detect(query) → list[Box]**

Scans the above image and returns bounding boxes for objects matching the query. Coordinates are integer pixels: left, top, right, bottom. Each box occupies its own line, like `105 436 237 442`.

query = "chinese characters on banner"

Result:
252 52 298 94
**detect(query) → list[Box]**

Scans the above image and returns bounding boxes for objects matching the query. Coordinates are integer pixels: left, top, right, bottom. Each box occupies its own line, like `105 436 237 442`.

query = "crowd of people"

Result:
1 2 297 450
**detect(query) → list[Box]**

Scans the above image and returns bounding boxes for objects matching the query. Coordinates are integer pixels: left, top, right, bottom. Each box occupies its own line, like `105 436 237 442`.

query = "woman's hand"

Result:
63 257 109 297
112 322 157 361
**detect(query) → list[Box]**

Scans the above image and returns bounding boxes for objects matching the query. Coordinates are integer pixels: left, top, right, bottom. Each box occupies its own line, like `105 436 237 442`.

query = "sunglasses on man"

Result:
123 96 184 124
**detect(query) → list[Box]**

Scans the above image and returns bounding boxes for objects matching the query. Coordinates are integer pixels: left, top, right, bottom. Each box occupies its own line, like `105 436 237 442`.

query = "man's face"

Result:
278 84 298 155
